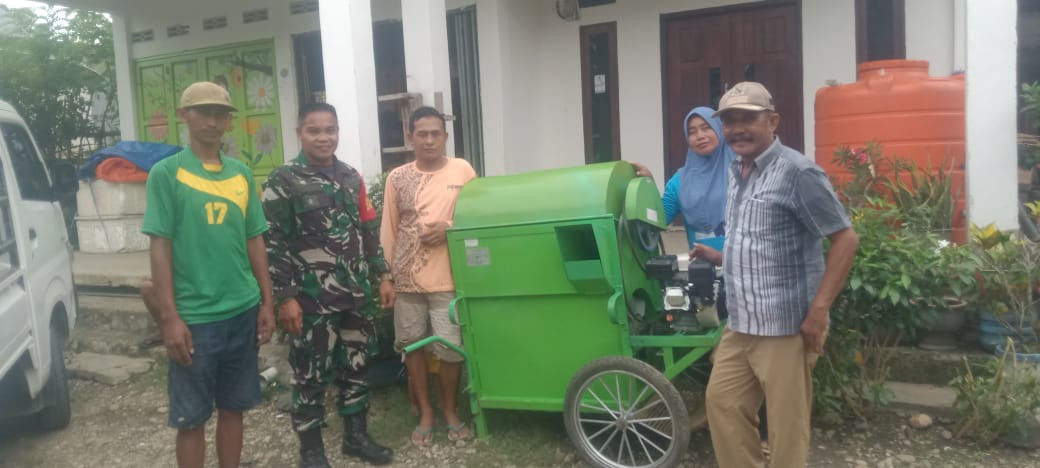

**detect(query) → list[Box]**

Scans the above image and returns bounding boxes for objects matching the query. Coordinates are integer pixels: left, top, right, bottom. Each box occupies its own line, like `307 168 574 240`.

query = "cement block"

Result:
76 215 148 253
67 352 154 385
76 179 147 217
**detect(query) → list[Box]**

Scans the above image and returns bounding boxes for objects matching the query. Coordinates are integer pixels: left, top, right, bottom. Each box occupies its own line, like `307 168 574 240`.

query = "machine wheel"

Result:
564 356 689 468
36 322 71 430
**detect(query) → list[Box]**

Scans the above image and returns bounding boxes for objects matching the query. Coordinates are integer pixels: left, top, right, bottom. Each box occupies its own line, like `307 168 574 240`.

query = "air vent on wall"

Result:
243 8 269 24
131 30 154 43
290 0 319 15
166 24 190 38
203 16 228 31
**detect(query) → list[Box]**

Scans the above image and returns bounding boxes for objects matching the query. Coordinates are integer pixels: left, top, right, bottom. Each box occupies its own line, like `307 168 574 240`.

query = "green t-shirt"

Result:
142 149 268 324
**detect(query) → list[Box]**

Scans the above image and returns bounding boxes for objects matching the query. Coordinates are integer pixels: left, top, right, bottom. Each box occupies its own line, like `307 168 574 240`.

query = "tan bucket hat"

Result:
179 81 237 111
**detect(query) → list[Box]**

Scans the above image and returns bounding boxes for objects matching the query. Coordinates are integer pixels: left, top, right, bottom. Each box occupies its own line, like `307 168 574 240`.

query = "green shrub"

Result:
951 345 1040 445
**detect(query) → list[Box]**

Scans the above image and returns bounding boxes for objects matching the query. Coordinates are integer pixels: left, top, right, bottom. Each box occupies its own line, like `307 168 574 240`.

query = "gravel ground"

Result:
1 364 1039 468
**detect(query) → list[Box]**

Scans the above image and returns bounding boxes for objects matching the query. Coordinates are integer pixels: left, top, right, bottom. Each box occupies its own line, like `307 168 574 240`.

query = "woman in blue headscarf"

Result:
634 106 736 249
632 106 770 451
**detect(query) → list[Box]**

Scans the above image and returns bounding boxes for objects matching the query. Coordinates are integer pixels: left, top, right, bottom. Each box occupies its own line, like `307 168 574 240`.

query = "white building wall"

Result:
802 0 857 163
485 0 766 182
110 0 970 183
462 0 857 180
905 0 964 76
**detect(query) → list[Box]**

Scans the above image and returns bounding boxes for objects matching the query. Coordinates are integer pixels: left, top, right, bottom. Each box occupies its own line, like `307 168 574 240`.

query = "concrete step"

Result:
69 327 163 359
886 345 992 387
76 293 156 335
73 251 149 289
886 381 958 418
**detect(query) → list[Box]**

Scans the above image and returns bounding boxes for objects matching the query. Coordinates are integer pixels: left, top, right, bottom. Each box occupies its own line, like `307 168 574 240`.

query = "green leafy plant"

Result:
365 171 393 357
1026 200 1040 225
886 158 957 238
936 240 982 302
1022 82 1040 170
0 6 117 164
367 171 390 222
815 201 952 421
832 143 959 238
831 143 891 211
1022 81 1040 132
971 225 1040 350
951 341 1040 445
1019 142 1040 171
816 143 974 421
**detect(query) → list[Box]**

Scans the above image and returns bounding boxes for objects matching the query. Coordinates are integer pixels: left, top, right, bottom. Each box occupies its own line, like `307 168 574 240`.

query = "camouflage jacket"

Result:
262 153 388 312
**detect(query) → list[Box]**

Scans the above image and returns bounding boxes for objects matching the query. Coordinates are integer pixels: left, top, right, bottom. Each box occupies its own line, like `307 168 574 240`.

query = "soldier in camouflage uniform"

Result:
263 102 394 467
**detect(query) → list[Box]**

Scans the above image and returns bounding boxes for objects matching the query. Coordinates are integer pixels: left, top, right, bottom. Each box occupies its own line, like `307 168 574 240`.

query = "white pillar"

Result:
475 0 506 176
401 0 455 156
110 13 137 141
318 0 382 179
965 0 1018 231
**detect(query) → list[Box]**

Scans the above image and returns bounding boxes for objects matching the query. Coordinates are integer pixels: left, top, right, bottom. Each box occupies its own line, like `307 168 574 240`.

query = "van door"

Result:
0 128 28 380
0 123 71 393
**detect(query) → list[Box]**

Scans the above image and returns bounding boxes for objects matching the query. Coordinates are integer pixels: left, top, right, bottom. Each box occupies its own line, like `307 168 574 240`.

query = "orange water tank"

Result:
815 59 966 243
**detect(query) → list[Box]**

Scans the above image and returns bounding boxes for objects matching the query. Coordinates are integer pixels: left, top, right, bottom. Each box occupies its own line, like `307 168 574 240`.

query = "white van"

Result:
0 99 78 430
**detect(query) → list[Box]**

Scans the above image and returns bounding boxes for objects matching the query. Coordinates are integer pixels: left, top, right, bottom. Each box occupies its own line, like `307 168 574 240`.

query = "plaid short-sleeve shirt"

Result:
723 138 851 336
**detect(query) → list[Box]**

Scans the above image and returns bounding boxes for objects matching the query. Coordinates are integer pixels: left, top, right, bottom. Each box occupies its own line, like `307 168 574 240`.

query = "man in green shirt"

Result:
142 81 275 468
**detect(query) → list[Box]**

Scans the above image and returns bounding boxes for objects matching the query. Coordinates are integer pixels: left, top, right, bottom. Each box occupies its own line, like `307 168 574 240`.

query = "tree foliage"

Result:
0 5 116 163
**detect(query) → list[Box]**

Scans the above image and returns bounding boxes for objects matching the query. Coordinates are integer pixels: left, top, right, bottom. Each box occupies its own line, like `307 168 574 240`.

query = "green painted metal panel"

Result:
459 295 630 411
445 162 680 412
453 161 638 230
448 218 623 298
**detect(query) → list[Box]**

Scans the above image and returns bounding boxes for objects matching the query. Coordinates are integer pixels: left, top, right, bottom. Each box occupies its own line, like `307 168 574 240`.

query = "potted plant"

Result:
971 224 1040 354
918 240 980 350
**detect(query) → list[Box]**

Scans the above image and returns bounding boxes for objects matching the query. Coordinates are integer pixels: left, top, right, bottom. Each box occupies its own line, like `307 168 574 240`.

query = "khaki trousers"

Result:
706 328 819 468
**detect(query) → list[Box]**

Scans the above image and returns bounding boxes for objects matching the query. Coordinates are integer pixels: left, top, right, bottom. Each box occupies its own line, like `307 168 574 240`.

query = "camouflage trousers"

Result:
289 297 375 433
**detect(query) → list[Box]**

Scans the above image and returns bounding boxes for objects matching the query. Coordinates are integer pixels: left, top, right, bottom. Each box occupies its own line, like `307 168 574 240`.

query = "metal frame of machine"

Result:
404 161 723 468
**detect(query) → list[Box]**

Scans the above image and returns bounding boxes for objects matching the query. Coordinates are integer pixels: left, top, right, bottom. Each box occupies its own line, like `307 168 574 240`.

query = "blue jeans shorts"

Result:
167 305 260 429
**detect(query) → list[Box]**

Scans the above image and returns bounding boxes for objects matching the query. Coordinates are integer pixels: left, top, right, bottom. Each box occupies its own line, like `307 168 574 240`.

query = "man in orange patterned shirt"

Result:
381 106 476 446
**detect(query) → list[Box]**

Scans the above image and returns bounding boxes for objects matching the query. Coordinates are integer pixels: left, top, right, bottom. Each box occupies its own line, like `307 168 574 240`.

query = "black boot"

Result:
342 410 393 465
298 429 331 468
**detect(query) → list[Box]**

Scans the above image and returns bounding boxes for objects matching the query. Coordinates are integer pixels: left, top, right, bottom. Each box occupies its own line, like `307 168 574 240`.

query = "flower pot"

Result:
918 299 969 351
978 310 1039 352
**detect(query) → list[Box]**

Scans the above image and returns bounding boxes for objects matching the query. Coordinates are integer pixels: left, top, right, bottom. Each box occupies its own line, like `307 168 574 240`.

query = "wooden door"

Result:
663 3 802 175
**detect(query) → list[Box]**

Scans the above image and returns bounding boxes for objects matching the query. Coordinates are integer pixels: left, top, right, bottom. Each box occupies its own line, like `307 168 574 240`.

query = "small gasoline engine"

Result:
645 255 726 332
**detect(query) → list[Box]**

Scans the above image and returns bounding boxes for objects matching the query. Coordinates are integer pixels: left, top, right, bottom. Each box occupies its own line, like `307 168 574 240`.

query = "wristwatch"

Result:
381 272 393 283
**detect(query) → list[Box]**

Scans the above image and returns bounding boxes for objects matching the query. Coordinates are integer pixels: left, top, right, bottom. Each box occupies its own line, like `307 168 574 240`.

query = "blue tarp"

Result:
78 141 182 179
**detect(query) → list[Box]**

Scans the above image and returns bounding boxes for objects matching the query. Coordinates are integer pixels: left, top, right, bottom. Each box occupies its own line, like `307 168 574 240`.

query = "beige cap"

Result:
714 81 774 116
179 81 237 111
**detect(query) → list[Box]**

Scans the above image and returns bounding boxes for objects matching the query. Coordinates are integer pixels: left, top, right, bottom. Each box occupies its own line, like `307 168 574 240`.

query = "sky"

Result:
0 1 47 9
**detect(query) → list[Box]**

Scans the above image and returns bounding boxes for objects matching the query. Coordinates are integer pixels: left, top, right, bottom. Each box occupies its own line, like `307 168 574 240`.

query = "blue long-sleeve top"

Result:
663 171 725 250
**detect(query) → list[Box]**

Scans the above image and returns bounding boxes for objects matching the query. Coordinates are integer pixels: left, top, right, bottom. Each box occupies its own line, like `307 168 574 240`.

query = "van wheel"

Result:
35 323 71 430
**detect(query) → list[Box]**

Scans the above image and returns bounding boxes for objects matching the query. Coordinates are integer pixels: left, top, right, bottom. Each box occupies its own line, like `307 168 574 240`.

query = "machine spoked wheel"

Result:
564 356 689 468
